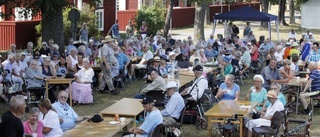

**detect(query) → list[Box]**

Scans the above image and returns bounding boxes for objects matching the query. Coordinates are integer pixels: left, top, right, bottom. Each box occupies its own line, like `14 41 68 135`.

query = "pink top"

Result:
23 121 44 137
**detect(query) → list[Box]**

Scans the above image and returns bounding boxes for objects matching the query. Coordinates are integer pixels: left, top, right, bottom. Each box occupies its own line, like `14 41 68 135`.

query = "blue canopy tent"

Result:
212 6 279 40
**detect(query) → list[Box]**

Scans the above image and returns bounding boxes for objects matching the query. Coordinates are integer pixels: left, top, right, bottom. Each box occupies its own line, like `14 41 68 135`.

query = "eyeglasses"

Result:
60 96 68 99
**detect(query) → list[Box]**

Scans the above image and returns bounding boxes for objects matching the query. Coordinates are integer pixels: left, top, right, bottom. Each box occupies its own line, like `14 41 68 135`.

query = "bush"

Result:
134 0 166 36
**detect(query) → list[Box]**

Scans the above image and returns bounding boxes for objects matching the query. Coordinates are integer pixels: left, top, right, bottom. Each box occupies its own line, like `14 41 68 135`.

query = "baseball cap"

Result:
193 65 203 71
141 96 154 104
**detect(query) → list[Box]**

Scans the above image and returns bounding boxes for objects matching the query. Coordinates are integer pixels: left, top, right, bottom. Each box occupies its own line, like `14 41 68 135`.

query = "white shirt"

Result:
75 67 94 82
140 50 154 64
265 99 284 118
39 110 63 137
288 32 297 39
188 75 208 100
274 52 283 62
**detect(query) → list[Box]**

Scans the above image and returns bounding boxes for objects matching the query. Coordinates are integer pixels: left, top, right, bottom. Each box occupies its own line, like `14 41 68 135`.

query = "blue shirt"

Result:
261 66 281 90
219 83 240 101
310 69 320 91
52 101 78 131
115 52 129 70
161 92 185 119
249 86 267 110
111 24 120 37
139 109 163 137
259 43 271 51
85 47 92 58
204 48 218 59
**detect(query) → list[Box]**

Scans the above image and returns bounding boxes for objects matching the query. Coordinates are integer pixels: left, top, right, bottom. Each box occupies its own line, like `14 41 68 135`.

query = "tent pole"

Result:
212 20 217 36
268 21 271 41
276 20 280 41
224 20 227 37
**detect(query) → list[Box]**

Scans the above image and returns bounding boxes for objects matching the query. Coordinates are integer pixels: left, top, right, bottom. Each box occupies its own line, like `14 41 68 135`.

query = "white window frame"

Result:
95 9 104 31
0 7 3 21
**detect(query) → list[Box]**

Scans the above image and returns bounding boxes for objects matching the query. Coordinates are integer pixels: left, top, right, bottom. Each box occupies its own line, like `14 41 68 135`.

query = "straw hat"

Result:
266 90 278 98
292 42 299 47
102 35 113 43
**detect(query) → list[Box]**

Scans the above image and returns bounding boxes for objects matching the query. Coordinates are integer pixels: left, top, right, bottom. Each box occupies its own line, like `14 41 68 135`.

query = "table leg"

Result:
296 86 301 115
69 82 72 107
45 82 48 99
207 117 212 137
133 116 136 127
239 118 243 137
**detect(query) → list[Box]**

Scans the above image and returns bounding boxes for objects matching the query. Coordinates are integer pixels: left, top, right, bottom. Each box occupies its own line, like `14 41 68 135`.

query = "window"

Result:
96 0 104 8
0 7 3 21
95 9 104 31
14 7 32 21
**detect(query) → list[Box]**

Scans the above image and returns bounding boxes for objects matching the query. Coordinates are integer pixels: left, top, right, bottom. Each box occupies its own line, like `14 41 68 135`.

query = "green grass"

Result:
1 72 319 137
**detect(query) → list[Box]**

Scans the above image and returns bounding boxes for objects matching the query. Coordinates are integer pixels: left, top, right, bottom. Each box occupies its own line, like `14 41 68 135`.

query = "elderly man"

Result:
180 65 208 101
246 90 284 137
260 58 287 90
259 38 272 52
134 69 166 99
7 44 17 56
307 42 320 62
300 61 320 114
129 44 154 81
240 46 251 75
161 81 185 125
2 54 24 92
114 46 129 71
52 90 86 131
0 95 26 137
24 60 46 87
127 96 163 137
98 35 117 94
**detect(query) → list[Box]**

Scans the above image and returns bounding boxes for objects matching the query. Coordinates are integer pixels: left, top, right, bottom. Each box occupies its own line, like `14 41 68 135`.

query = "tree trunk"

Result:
260 0 269 28
278 0 289 26
194 2 207 42
41 5 65 54
163 0 175 39
205 4 211 25
289 0 295 24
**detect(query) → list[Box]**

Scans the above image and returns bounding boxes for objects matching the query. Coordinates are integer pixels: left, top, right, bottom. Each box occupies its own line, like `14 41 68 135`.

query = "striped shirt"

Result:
310 69 320 91
308 50 320 62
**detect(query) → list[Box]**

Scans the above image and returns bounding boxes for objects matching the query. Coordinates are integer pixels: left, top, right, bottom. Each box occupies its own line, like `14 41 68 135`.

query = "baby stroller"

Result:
183 89 217 130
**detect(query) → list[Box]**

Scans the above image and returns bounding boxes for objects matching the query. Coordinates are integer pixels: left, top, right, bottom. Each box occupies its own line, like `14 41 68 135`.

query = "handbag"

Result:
252 112 260 119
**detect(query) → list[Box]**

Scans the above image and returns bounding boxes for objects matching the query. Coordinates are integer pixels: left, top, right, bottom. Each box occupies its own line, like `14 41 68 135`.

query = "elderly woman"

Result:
78 45 87 58
66 48 78 73
189 49 200 66
55 56 67 75
23 107 44 137
40 41 50 56
263 82 287 110
38 57 56 77
25 42 34 62
204 42 218 62
218 56 233 80
51 44 60 58
38 98 63 137
216 74 240 101
71 58 94 104
246 90 284 137
74 53 85 73
246 75 268 111
7 44 17 56
25 60 46 87
198 49 208 64
139 21 148 39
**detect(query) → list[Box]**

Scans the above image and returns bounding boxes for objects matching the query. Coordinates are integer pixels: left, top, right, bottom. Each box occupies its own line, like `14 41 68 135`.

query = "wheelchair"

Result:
25 79 46 106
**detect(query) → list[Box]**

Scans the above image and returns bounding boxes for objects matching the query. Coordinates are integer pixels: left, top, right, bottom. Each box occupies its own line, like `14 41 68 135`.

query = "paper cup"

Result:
120 117 126 123
32 133 37 137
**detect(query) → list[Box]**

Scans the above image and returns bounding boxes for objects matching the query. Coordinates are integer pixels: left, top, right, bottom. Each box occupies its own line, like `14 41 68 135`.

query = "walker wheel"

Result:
195 118 207 130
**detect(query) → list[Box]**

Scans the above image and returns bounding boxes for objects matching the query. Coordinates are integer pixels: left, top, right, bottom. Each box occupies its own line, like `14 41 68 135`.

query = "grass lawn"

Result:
0 71 319 137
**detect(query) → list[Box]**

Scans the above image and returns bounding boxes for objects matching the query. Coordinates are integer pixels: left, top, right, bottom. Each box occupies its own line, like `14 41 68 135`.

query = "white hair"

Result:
70 47 77 53
253 74 265 84
52 44 59 50
9 95 25 110
27 42 34 48
8 54 15 59
78 46 86 53
82 58 90 63
10 44 16 48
